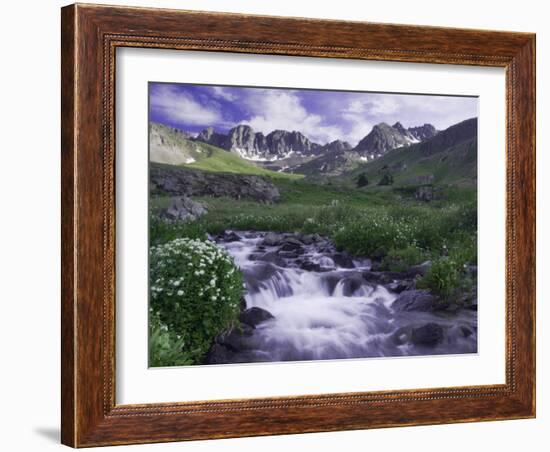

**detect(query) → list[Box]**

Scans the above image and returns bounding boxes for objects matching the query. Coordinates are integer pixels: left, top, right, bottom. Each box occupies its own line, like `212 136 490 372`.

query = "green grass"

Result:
184 143 302 180
343 137 477 188
151 171 477 303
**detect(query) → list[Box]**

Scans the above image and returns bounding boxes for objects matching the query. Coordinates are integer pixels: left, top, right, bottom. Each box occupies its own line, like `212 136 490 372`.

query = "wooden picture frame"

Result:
61 3 536 447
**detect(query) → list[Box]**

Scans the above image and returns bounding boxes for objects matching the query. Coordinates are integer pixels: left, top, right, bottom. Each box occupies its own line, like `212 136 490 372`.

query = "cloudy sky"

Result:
149 82 477 146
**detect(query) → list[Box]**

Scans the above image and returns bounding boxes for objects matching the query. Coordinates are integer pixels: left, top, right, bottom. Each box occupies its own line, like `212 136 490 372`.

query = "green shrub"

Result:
378 172 394 186
382 245 427 272
149 238 243 366
149 214 209 245
149 312 192 367
333 213 415 257
417 257 462 298
356 173 369 188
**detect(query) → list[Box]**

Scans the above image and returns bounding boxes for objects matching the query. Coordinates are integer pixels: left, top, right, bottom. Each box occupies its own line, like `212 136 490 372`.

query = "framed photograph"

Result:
61 3 536 447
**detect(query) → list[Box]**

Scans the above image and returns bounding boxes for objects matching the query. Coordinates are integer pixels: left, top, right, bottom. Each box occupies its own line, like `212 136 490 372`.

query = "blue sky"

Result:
149 82 477 146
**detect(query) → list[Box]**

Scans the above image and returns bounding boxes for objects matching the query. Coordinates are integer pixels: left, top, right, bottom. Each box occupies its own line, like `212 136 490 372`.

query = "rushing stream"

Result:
211 230 477 364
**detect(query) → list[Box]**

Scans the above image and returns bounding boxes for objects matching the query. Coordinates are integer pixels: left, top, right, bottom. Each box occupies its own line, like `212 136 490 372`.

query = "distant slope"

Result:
150 123 203 166
343 118 478 187
186 144 302 179
292 149 363 178
150 122 302 180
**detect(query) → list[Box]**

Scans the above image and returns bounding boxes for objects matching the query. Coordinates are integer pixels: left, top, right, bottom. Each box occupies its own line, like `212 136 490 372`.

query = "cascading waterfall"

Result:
215 231 477 363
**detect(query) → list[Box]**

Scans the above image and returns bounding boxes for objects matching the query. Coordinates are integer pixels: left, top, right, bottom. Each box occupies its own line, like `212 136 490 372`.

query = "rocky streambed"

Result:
205 230 477 365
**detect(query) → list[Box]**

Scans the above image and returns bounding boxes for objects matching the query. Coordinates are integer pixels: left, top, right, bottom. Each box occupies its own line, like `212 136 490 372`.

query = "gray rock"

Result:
239 307 274 328
195 124 323 160
204 343 235 364
262 232 284 246
250 251 285 267
408 260 432 277
219 231 241 242
411 323 444 346
298 260 323 272
216 324 255 351
387 280 414 293
415 185 435 202
391 289 439 312
162 196 207 222
460 326 473 338
331 252 355 269
150 163 281 203
334 276 372 296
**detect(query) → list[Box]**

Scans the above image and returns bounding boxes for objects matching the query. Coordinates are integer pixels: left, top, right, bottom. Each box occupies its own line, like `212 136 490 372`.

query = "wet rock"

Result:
204 343 235 364
391 327 411 345
331 252 355 269
162 196 207 222
335 276 373 296
216 324 255 351
460 326 473 338
276 251 297 259
243 263 279 293
280 241 304 253
298 233 323 245
262 232 284 246
219 230 241 242
407 261 432 277
411 323 444 346
362 270 407 285
391 289 439 312
250 250 285 267
387 280 414 293
299 261 323 272
239 307 275 328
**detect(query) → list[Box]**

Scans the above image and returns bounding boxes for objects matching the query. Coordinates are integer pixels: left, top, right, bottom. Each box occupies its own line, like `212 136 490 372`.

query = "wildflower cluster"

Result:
149 237 243 366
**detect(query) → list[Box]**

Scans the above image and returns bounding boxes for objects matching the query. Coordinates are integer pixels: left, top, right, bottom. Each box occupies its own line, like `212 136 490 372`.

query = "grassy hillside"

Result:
186 144 302 180
343 118 478 187
345 138 477 186
149 123 205 166
150 122 301 180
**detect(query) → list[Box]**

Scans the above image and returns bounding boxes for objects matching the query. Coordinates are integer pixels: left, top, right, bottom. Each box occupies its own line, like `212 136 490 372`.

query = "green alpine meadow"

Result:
148 82 479 367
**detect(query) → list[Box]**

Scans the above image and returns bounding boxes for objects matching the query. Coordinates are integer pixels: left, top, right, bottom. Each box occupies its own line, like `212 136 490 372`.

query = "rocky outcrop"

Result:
150 163 280 203
161 196 207 222
411 323 444 346
239 307 275 328
407 123 438 142
204 307 275 364
353 122 438 159
391 289 439 312
196 124 322 161
320 140 352 153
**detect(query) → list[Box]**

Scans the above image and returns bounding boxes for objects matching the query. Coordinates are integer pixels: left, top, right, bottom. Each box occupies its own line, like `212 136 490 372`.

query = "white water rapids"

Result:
215 231 477 363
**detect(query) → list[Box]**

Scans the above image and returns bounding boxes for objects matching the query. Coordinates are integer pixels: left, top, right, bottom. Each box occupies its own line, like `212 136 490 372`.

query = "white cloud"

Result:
210 86 237 101
242 90 342 144
150 85 224 126
344 96 399 116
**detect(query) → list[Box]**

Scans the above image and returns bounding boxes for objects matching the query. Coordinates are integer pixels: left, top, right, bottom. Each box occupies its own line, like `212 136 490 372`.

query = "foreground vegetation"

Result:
149 238 243 367
151 178 477 300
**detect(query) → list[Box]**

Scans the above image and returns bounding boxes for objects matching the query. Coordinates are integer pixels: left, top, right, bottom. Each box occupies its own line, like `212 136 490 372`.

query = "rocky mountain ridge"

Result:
194 121 437 162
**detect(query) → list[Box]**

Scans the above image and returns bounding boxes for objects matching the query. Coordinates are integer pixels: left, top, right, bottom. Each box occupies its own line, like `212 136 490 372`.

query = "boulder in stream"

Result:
411 323 444 346
391 289 439 312
239 307 275 328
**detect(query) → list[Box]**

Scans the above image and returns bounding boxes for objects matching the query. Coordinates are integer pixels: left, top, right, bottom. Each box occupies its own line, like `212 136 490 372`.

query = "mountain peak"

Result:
392 121 407 134
353 121 438 158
